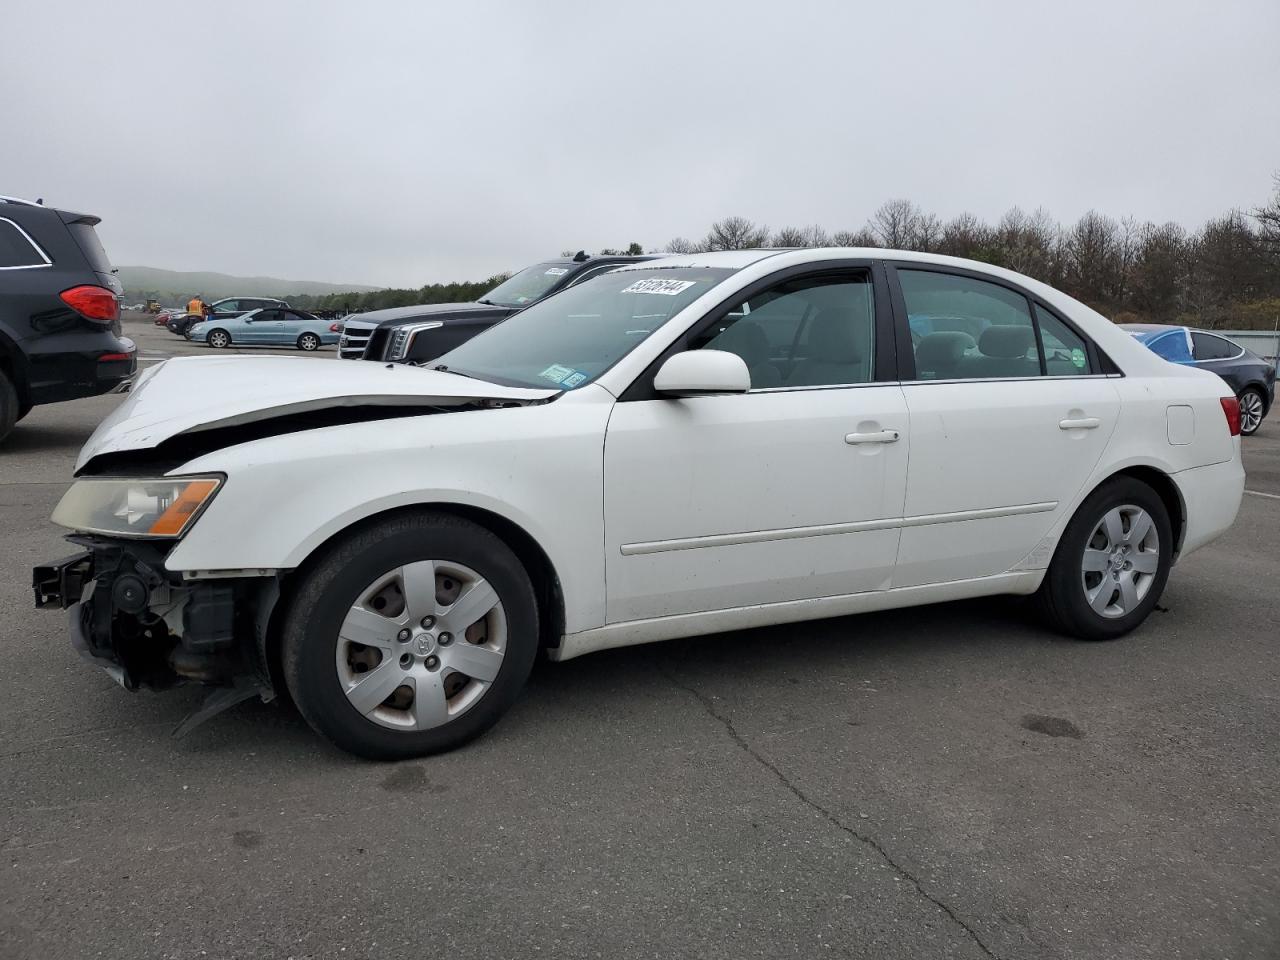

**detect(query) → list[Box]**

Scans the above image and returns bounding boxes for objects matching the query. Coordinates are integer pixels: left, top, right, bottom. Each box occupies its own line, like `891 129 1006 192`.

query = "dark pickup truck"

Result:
339 252 656 363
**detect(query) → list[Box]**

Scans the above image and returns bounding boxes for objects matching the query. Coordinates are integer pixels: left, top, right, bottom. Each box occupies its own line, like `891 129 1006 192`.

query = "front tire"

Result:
281 512 539 760
0 369 18 444
297 332 321 351
206 329 231 348
1038 477 1172 641
1238 387 1265 436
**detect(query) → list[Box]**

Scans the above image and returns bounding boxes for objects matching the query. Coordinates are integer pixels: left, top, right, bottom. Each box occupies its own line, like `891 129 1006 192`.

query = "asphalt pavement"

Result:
1 326 1277 959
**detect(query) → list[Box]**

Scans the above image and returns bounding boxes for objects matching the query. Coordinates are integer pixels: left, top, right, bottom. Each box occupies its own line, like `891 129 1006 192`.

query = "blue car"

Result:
1121 323 1276 435
188 307 339 352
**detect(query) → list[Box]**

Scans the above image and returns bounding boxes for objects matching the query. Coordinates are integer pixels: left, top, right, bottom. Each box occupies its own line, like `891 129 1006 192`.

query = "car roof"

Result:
1118 323 1182 334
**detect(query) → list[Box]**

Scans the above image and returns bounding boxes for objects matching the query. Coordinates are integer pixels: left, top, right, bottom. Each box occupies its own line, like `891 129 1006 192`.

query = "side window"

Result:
0 219 48 268
1148 331 1191 363
694 273 875 389
901 269 1039 380
214 300 239 313
1191 332 1238 361
255 309 279 322
1035 305 1094 376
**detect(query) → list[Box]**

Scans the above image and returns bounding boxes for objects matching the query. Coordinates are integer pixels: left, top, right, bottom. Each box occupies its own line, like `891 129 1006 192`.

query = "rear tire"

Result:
0 369 18 443
281 512 539 760
1238 387 1265 436
297 332 321 351
1037 476 1172 641
206 329 231 348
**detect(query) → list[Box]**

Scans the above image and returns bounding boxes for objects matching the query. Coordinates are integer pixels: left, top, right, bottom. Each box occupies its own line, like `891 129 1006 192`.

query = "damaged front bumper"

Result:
33 538 278 730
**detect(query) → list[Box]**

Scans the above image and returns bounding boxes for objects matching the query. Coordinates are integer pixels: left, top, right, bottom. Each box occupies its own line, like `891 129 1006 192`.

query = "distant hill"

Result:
117 266 381 301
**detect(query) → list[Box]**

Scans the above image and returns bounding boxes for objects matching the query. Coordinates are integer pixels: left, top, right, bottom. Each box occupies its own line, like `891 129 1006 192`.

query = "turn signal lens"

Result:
147 480 221 536
1220 396 1241 436
60 285 120 323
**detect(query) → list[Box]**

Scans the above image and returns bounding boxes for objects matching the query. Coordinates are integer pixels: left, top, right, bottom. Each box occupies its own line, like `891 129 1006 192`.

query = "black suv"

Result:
0 196 135 442
340 252 656 363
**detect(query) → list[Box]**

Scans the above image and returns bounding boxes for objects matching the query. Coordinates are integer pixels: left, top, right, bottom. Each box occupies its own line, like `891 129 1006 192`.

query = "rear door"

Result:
890 265 1121 587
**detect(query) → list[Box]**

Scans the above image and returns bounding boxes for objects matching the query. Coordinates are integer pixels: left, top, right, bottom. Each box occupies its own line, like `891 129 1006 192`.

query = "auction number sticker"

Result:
544 267 569 276
621 278 696 296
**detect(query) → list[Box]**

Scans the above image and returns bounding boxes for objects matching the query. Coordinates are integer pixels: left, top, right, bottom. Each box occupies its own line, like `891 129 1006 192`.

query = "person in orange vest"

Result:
187 294 204 318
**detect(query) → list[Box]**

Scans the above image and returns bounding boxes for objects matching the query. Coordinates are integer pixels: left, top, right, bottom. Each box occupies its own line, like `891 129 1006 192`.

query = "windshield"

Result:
481 262 576 306
436 268 736 389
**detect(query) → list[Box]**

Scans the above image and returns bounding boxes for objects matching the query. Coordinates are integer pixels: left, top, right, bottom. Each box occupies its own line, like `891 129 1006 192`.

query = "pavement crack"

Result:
655 660 1000 960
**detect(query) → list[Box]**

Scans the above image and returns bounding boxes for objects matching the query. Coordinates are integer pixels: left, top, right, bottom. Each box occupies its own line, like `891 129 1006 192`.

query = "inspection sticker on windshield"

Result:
621 278 696 296
544 267 569 276
1071 348 1087 368
539 364 589 386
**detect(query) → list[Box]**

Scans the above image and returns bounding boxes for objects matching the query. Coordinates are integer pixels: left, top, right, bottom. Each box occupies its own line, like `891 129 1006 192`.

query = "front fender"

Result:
164 389 613 633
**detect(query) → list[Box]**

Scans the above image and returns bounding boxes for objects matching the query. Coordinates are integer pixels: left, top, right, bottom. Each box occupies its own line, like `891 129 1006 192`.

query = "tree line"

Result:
663 176 1280 331
128 178 1280 330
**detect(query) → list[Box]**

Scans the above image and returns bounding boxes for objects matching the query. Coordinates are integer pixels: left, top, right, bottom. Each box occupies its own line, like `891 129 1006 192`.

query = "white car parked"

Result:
35 249 1245 759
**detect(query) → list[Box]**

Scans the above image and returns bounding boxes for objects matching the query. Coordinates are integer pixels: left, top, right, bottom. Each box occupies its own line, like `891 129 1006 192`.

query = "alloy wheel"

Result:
336 560 506 731
1240 390 1264 434
1080 504 1160 618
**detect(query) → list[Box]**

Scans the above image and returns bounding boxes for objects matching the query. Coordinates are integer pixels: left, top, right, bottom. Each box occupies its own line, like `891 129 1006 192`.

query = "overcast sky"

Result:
4 0 1278 287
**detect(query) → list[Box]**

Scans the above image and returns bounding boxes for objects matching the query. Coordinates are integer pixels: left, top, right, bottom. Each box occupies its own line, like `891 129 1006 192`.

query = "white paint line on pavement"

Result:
1245 489 1280 501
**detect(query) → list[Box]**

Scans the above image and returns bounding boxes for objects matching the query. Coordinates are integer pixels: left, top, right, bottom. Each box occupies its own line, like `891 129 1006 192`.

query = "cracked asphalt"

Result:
2 319 1277 959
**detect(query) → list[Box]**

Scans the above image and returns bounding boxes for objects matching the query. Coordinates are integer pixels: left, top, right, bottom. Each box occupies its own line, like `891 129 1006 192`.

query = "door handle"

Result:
1059 417 1100 430
845 429 900 445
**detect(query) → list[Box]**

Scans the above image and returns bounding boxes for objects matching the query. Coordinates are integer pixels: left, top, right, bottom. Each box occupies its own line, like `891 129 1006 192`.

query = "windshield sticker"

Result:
561 371 588 388
544 267 569 276
1071 348 1087 368
621 278 697 296
539 364 576 383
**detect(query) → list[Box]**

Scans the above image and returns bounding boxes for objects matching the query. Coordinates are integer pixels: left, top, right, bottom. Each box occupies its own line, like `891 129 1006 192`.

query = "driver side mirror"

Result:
654 350 750 397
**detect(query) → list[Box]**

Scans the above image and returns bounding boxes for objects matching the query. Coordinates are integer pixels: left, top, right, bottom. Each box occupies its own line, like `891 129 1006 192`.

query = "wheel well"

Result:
1108 465 1186 558
261 503 566 691
0 339 31 409
1240 382 1270 413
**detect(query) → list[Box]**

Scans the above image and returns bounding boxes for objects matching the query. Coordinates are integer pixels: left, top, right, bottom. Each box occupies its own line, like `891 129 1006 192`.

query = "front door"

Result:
891 265 1121 587
603 268 909 623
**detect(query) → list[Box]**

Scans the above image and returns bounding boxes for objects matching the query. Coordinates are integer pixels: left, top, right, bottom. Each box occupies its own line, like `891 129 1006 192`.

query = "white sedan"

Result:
35 249 1245 759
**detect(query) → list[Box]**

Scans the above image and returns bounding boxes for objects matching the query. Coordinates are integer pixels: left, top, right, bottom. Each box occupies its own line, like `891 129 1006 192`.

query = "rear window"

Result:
65 221 114 275
0 218 49 268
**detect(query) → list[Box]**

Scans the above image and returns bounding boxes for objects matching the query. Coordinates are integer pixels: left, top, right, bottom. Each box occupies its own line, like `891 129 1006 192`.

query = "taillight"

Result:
1220 396 1241 436
60 285 120 323
329 322 341 332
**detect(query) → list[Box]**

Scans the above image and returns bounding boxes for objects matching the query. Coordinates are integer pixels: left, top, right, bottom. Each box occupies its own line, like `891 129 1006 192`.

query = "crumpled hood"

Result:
77 355 557 471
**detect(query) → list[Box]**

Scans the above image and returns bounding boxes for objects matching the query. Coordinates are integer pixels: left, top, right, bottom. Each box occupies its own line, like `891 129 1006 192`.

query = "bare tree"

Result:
664 237 702 254
913 211 944 252
801 224 831 247
868 199 921 248
703 216 770 251
772 226 808 247
939 212 990 259
832 228 878 247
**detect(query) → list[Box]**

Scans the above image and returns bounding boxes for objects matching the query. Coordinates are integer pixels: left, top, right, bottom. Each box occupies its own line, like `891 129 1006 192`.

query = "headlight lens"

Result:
51 476 223 538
